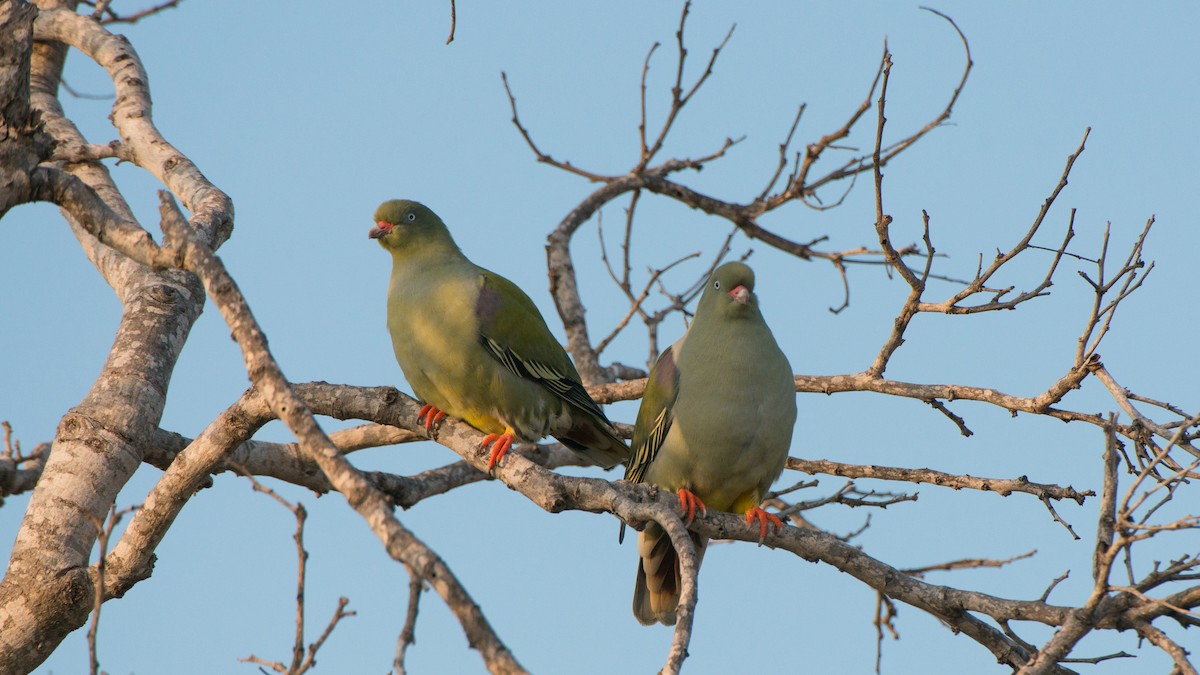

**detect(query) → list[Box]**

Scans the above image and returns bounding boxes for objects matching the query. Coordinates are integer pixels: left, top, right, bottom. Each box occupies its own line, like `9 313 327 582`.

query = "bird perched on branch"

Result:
369 199 628 471
625 261 797 625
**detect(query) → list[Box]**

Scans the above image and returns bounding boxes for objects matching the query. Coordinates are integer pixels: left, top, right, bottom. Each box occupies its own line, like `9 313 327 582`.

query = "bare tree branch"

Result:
392 567 424 675
234 469 356 675
3 4 1196 673
513 2 974 382
788 457 1093 503
81 0 186 25
86 503 138 675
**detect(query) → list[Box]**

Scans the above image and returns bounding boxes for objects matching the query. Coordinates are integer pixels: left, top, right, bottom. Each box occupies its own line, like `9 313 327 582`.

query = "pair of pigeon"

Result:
370 199 798 626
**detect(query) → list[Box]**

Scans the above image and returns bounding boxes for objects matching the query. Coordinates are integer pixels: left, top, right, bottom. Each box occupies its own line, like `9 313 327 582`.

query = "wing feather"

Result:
475 272 613 424
624 344 680 484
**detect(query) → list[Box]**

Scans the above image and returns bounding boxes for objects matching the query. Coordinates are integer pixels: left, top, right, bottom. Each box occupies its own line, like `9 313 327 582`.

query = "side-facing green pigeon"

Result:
369 199 628 470
625 261 797 625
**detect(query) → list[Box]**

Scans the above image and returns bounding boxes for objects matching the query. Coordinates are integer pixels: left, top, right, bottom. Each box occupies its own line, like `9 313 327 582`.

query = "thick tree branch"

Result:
0 7 212 668
34 7 233 246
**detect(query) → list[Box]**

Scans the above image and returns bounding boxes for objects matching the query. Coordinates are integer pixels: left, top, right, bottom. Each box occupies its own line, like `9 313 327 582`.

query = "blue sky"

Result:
3 1 1198 673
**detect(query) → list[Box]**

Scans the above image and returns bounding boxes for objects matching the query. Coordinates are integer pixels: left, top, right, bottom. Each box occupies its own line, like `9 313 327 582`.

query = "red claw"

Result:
417 404 446 433
745 506 784 543
481 431 516 470
677 488 708 524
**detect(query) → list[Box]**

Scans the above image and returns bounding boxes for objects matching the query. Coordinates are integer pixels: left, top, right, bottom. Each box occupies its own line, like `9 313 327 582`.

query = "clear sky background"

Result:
3 1 1198 673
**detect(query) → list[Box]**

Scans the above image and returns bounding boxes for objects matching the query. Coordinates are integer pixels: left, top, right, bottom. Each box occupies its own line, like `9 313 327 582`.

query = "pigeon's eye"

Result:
713 280 721 290
407 212 417 222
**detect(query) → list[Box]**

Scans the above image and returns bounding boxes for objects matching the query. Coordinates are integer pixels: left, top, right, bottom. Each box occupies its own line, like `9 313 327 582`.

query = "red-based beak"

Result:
368 221 392 239
729 285 749 304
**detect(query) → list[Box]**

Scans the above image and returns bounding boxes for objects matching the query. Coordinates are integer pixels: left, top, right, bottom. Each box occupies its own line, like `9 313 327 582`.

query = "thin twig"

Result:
86 504 139 675
787 459 1093 504
233 465 356 675
1041 497 1081 540
393 567 424 675
905 550 1036 578
86 0 185 25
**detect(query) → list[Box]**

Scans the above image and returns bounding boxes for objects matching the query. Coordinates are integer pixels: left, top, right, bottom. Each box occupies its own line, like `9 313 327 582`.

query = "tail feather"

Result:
557 418 629 470
632 522 707 626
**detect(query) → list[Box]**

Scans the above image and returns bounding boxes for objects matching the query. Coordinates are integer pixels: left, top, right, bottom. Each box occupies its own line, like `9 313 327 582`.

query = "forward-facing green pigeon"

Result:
625 261 797 626
369 199 628 470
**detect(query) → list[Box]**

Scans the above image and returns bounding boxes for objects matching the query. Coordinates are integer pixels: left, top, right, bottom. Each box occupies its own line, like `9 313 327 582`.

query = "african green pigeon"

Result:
625 261 797 625
370 199 628 470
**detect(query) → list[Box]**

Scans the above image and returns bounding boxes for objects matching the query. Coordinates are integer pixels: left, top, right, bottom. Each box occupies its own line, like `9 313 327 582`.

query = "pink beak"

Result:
368 221 392 239
729 285 749 304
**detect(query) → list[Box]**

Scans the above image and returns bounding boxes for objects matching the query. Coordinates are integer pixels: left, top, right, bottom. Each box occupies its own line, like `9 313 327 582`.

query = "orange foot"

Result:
481 430 516 470
677 488 708 524
417 404 447 433
745 506 784 543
